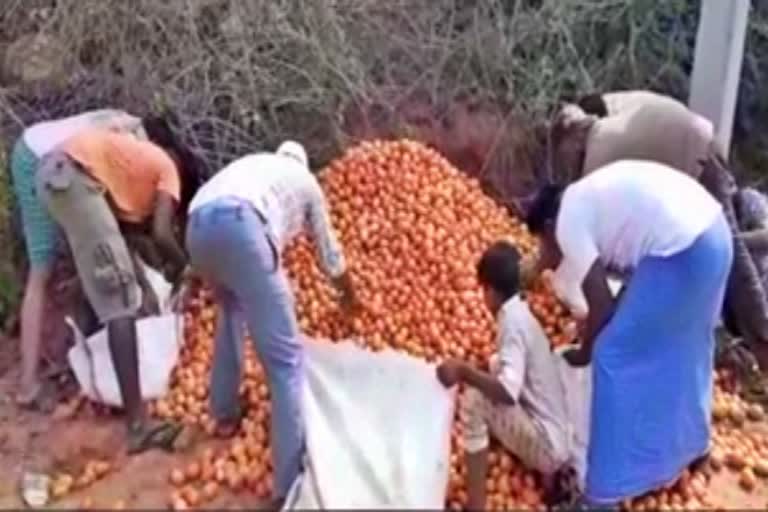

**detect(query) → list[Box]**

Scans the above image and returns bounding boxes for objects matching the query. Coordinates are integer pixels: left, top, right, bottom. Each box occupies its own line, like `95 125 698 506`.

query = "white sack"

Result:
284 338 456 510
553 347 593 490
66 263 182 407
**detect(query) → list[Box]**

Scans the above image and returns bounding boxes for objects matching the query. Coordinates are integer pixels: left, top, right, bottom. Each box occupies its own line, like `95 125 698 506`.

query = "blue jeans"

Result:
186 197 304 499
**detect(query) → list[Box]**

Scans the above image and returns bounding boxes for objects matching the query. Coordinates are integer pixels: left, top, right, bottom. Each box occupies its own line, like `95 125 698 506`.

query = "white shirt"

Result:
189 152 346 278
553 160 722 318
495 295 570 462
23 109 144 157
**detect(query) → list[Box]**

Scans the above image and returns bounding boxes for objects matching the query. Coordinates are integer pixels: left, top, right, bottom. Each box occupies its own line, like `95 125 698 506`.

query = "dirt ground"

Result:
0 336 269 510
0 334 767 510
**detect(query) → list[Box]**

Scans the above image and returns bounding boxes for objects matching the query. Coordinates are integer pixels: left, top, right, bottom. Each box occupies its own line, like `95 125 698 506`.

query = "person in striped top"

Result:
9 109 145 411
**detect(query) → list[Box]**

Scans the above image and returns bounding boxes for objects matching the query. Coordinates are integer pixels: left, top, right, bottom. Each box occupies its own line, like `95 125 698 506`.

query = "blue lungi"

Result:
586 213 733 503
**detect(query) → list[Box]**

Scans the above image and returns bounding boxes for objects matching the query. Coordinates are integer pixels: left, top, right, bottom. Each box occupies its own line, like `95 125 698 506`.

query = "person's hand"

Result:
163 264 191 307
167 266 198 312
562 347 590 367
562 321 580 341
436 359 466 388
332 273 361 312
162 261 183 286
540 268 555 288
141 285 161 316
340 285 359 312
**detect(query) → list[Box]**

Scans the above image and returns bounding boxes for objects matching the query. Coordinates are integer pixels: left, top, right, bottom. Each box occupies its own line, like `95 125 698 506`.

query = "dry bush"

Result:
0 0 766 324
0 0 710 167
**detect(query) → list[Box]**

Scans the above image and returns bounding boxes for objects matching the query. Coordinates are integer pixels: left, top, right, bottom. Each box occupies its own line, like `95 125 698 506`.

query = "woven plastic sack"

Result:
66 264 181 407
284 337 456 509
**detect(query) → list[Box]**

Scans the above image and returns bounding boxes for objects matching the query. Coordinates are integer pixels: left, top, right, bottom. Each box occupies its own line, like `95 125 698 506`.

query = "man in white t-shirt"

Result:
436 241 577 509
524 161 732 506
545 90 768 374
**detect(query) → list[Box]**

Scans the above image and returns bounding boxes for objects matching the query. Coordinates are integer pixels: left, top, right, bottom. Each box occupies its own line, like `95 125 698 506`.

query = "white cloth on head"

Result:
188 152 346 278
276 140 309 168
463 295 570 467
552 160 722 319
23 110 143 157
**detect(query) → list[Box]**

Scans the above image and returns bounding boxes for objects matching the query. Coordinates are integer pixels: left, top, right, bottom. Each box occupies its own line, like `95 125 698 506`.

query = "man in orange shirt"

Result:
36 117 202 453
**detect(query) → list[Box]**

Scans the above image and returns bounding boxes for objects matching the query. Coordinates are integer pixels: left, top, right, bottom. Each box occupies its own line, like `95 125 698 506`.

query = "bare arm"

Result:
565 260 616 366
460 364 516 405
304 179 359 308
152 191 187 283
306 181 346 279
129 248 160 315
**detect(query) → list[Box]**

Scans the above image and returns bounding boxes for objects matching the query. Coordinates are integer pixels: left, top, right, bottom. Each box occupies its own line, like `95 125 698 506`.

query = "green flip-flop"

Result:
127 420 183 454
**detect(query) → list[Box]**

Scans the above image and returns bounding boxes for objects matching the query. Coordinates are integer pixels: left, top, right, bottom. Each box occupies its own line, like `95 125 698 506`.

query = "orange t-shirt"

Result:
63 129 180 223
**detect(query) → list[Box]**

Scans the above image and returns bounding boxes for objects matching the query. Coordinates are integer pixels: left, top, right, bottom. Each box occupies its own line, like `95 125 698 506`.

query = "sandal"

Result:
127 420 183 454
20 471 50 508
16 380 58 414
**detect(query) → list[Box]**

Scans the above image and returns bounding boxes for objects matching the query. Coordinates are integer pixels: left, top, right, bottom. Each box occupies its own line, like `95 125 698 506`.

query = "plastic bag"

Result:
66 263 182 407
284 338 456 510
553 347 592 490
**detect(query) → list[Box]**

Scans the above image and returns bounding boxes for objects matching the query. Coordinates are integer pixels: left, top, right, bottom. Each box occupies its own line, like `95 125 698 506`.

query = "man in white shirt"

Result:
524 162 732 506
185 141 356 509
545 90 768 374
436 241 573 510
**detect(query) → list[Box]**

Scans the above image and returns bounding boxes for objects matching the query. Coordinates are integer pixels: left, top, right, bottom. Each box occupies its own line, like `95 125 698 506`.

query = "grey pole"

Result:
688 0 750 159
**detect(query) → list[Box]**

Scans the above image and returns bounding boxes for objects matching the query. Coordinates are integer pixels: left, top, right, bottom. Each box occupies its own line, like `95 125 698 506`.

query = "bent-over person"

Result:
545 89 768 372
36 121 200 453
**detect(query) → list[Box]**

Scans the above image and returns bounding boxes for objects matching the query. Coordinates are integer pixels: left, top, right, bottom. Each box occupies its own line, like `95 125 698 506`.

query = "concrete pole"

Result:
688 0 750 158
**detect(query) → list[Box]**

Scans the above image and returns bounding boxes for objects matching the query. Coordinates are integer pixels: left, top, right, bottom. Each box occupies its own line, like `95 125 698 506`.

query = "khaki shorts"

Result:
36 151 141 322
461 387 565 475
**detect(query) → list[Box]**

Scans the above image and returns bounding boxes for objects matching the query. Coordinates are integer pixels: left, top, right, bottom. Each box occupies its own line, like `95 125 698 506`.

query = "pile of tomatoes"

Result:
148 140 765 510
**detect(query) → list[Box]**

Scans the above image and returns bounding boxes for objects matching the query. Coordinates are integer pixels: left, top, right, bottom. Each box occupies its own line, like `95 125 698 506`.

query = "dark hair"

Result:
477 241 522 300
524 184 565 234
143 114 205 231
577 93 609 118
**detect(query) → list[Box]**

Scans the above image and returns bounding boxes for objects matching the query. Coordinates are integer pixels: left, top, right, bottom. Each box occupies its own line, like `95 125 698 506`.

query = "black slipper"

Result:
127 420 183 454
